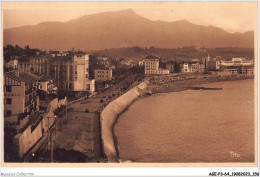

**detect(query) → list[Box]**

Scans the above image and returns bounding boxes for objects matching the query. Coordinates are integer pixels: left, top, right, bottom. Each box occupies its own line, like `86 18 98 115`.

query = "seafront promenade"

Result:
37 74 145 162
100 80 149 162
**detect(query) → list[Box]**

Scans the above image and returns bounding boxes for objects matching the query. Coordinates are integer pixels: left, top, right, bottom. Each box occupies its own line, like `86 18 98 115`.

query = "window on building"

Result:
6 86 12 92
5 110 12 116
6 98 12 104
86 84 90 90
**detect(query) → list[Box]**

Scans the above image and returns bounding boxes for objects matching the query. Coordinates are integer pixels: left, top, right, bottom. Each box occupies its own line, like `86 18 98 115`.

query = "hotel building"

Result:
144 58 159 74
208 57 254 74
144 58 170 75
18 52 95 92
4 70 39 126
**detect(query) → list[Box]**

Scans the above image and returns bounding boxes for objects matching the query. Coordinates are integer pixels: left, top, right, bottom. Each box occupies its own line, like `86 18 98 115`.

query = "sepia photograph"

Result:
1 1 258 172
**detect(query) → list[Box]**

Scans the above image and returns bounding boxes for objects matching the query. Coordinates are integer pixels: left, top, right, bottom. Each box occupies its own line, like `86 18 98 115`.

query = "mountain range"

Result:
4 9 254 51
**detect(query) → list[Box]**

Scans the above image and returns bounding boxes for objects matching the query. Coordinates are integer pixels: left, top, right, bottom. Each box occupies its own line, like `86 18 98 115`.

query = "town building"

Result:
158 68 170 74
139 60 145 66
208 59 221 71
144 58 170 75
190 62 205 72
50 53 93 92
208 57 254 72
222 65 254 75
4 70 39 127
37 79 57 94
166 62 175 73
5 58 18 70
219 58 253 67
179 63 190 73
179 62 204 73
95 68 113 82
191 58 200 62
18 55 50 76
86 79 95 92
144 58 159 74
17 52 95 92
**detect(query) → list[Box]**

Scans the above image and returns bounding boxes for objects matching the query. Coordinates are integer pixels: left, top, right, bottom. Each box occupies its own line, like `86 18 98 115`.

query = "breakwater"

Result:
100 80 149 162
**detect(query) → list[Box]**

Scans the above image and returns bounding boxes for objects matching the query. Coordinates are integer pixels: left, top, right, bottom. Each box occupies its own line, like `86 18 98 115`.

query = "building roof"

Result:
95 66 112 70
38 75 52 82
5 70 39 84
51 55 73 62
145 55 159 59
73 51 86 54
178 61 202 64
63 51 86 55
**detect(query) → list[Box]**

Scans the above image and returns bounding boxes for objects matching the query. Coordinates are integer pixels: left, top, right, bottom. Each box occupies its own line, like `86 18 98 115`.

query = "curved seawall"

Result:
100 80 148 162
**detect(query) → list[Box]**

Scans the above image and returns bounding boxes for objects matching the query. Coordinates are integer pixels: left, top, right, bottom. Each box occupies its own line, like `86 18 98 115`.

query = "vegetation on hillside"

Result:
89 46 254 61
3 44 46 61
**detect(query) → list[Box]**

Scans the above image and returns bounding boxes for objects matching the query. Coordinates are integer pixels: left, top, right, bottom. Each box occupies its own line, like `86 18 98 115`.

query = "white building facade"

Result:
144 59 159 74
4 70 39 126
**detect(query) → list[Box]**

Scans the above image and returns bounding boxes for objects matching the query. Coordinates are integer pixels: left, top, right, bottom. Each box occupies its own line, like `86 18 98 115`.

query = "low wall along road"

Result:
14 97 67 158
100 80 148 162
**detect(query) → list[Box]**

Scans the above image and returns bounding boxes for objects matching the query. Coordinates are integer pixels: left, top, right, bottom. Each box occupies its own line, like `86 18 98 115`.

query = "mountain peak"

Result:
68 8 139 23
120 8 135 14
111 8 139 16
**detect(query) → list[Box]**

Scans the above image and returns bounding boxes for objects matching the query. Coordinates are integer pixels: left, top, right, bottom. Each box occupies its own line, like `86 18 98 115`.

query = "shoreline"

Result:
100 80 149 162
111 97 142 162
149 75 254 94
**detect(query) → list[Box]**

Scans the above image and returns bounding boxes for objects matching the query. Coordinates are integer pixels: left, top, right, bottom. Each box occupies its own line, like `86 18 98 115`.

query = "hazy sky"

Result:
2 1 258 33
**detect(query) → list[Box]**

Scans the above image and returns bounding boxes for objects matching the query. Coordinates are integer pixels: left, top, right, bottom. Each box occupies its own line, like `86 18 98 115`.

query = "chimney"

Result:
15 70 20 77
